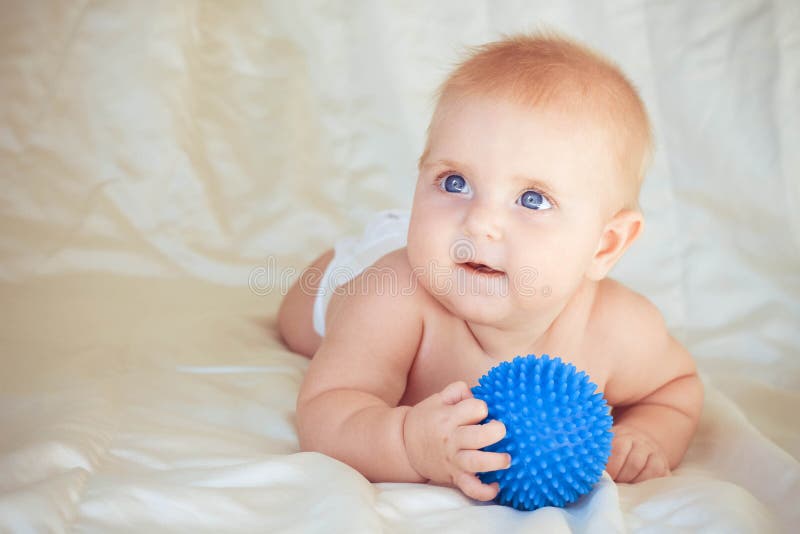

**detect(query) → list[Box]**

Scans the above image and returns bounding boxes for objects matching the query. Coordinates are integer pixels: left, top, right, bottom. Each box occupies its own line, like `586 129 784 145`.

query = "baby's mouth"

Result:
461 261 506 276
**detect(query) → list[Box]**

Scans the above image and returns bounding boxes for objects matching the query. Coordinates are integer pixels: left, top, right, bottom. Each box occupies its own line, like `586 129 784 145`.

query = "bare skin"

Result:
286 248 606 402
283 94 704 502
285 246 702 501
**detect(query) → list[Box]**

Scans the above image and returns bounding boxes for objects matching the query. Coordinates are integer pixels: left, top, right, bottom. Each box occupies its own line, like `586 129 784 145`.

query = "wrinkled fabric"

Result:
0 1 798 532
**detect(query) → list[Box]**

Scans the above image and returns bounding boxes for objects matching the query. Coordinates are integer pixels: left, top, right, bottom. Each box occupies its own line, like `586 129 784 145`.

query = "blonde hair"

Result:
418 30 653 212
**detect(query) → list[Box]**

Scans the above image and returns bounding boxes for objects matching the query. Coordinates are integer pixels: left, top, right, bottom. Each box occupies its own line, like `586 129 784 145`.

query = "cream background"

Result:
1 1 798 532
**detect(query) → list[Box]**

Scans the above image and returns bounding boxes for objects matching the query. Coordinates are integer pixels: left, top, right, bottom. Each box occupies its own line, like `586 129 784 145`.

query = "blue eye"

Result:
518 190 552 210
441 174 471 194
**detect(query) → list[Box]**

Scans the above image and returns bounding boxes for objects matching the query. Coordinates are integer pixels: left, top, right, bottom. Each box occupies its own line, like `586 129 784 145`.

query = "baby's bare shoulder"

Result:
370 247 418 285
364 247 440 309
298 247 424 408
590 278 697 407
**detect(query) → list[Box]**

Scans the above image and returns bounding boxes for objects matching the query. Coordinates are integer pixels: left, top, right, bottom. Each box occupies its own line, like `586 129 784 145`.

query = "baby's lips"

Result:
463 261 505 274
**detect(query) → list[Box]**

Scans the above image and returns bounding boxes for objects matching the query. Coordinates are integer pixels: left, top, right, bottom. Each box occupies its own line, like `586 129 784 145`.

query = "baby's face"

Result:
407 94 620 327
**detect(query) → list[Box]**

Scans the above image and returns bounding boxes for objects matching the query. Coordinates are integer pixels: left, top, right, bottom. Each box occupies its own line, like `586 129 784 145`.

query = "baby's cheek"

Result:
508 267 558 305
405 231 431 268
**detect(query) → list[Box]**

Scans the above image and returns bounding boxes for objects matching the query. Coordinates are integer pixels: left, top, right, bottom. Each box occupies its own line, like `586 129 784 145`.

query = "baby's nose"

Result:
463 203 503 241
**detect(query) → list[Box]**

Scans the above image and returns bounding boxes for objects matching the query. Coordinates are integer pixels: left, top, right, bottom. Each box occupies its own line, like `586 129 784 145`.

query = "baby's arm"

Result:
295 261 425 483
602 291 704 483
296 253 508 500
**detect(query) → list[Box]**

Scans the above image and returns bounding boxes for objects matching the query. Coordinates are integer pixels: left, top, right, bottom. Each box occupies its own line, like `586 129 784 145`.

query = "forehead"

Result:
425 95 616 193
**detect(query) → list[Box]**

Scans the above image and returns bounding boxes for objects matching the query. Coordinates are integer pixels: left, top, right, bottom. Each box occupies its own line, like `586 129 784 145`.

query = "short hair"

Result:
417 30 653 212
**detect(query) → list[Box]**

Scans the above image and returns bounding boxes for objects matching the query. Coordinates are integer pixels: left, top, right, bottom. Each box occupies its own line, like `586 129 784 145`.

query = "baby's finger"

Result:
439 381 473 405
630 454 660 484
454 471 500 502
456 419 507 449
617 445 650 483
454 449 511 473
606 436 633 480
632 453 671 483
452 397 489 425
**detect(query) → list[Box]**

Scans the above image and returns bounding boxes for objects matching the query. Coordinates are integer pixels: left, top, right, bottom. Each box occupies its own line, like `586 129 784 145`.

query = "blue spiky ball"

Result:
471 354 613 511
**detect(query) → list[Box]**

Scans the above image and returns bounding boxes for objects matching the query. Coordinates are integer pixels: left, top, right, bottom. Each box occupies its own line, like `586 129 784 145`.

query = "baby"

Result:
279 32 704 502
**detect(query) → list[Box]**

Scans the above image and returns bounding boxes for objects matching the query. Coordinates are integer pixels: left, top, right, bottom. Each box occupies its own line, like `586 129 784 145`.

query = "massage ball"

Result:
471 354 613 511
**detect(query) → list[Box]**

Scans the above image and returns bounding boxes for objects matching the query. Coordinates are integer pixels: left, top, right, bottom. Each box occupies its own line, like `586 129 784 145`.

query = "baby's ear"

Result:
586 209 644 280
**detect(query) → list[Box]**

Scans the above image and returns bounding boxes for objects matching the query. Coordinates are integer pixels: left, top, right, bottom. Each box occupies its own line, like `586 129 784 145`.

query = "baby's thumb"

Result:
440 381 472 405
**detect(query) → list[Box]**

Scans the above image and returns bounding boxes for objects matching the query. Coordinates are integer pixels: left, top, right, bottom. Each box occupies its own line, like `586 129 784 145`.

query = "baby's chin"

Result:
436 293 511 324
415 271 513 320
415 263 560 322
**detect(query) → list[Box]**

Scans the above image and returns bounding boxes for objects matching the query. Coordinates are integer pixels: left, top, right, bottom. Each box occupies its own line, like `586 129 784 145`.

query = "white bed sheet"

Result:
1 1 798 532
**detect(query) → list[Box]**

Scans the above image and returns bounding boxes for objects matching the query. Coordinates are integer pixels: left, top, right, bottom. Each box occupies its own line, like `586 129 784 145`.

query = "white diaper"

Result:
312 209 411 337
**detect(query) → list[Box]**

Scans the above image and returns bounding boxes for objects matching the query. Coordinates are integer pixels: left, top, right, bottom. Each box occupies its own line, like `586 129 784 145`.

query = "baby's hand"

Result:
606 424 671 483
403 381 510 501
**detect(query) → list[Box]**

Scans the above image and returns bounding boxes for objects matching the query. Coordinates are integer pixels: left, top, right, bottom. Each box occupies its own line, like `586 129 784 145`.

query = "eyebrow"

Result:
422 158 560 199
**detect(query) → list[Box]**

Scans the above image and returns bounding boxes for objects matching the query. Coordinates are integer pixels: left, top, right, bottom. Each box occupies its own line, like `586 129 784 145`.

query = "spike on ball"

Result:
471 354 613 511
